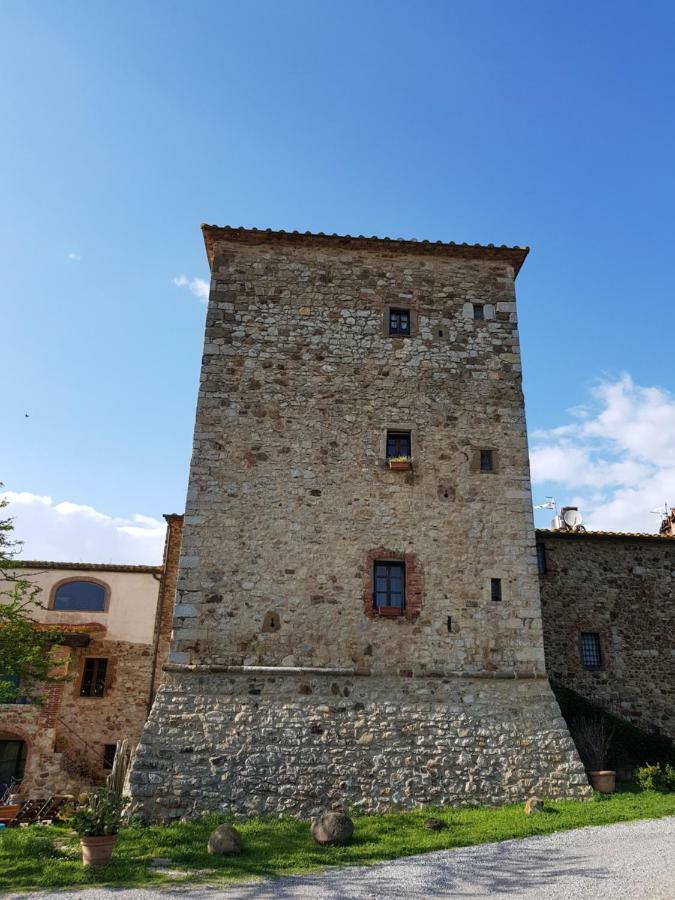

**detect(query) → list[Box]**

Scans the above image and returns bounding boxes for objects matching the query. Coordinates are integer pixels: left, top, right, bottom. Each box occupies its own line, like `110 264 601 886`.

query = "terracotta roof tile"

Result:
536 529 675 542
12 560 162 573
201 224 529 275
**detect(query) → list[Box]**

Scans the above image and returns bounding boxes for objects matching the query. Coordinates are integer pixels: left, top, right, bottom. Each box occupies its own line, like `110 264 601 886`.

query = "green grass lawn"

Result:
1 787 674 892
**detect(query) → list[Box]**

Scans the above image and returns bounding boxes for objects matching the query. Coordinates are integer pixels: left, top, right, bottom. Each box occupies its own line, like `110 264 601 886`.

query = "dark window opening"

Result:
580 632 602 669
103 744 117 770
0 740 27 794
54 581 106 612
473 304 485 320
373 562 406 612
389 308 411 336
490 578 502 602
386 431 411 460
447 616 452 633
80 658 108 698
536 544 547 576
480 449 494 472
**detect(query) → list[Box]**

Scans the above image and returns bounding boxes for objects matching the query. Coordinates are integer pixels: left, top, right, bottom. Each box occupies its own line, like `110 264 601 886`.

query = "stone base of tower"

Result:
128 669 591 822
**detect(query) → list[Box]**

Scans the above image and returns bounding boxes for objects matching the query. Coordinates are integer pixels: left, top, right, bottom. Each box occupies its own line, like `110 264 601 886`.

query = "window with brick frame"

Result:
388 308 411 336
373 561 406 614
53 579 107 612
580 632 602 669
80 658 108 698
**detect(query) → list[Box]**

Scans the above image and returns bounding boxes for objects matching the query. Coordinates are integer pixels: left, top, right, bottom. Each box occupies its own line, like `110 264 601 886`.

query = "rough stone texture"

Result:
311 811 354 845
130 671 590 821
538 531 675 741
207 824 242 856
129 227 590 819
524 796 543 815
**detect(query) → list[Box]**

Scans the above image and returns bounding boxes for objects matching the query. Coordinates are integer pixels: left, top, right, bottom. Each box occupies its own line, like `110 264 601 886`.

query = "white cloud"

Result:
67 252 82 261
530 374 675 532
172 274 209 304
0 491 166 565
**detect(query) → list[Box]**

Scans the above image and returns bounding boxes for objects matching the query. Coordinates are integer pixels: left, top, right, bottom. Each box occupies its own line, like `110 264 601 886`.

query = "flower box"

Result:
388 458 411 471
377 607 404 618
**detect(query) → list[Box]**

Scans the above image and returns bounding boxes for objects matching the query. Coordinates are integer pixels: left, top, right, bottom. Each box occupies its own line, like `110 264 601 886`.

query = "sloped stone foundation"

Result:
128 668 591 822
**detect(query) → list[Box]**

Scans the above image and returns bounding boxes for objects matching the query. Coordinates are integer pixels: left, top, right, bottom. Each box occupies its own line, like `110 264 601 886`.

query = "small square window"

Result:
389 308 411 336
373 561 406 612
490 578 502 602
80 658 108 698
386 431 411 460
580 632 602 669
480 449 493 472
473 304 485 320
103 744 117 770
536 544 547 576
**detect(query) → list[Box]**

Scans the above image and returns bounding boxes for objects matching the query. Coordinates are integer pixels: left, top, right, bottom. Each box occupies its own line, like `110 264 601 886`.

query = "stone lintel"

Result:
162 663 546 681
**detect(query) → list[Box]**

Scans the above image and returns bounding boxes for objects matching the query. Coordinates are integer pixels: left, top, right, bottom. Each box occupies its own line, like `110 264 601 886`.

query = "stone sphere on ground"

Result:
207 823 243 855
311 811 354 845
524 797 544 815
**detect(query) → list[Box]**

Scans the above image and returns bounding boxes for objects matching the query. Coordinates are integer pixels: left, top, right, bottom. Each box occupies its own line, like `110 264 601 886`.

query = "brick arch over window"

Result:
49 577 110 612
363 549 424 621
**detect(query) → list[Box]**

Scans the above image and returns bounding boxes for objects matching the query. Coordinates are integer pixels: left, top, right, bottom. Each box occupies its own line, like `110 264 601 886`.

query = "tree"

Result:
0 488 64 703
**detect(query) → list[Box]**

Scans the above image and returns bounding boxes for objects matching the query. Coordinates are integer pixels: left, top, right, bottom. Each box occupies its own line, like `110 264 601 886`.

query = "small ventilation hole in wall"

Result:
447 616 452 633
262 611 281 633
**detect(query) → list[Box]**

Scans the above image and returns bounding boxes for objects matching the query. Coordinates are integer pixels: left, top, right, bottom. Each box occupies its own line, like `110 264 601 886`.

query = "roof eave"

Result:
201 224 529 276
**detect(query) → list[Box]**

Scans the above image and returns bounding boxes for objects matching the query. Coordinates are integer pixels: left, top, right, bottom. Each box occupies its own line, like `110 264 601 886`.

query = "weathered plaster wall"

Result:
0 558 175 798
538 531 675 741
16 567 160 644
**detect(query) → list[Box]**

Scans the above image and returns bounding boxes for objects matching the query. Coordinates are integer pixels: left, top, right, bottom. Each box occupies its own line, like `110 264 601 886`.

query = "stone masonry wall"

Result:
130 671 590 821
173 233 546 676
538 531 675 741
130 229 590 817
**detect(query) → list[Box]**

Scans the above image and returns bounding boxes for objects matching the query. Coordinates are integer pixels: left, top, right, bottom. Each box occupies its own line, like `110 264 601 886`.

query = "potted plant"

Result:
572 717 616 793
388 455 412 471
71 739 131 867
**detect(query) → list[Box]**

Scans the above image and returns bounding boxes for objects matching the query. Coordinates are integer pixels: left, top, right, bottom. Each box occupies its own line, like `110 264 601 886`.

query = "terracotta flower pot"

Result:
588 770 616 793
388 460 411 471
80 834 118 867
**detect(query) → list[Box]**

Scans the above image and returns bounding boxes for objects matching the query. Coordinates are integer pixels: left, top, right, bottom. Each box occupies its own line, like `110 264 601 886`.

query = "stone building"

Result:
537 528 675 742
0 514 182 799
129 225 590 820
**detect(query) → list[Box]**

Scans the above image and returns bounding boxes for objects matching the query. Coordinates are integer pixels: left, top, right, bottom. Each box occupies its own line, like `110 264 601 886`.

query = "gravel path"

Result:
9 816 675 899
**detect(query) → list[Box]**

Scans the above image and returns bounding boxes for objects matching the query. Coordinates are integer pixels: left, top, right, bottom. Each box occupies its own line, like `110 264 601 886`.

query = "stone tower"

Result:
129 226 590 820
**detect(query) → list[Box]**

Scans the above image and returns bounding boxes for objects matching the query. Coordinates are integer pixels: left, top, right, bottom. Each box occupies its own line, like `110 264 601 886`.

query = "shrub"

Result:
571 717 614 771
634 763 675 792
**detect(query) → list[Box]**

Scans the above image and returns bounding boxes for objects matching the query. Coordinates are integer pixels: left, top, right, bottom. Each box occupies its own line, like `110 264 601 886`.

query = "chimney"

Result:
659 508 675 537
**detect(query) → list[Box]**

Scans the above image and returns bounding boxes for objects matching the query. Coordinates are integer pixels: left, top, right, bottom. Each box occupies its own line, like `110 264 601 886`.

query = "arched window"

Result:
53 580 107 612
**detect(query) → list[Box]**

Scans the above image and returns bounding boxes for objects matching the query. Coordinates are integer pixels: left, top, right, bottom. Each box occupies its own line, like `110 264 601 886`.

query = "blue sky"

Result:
2 1 675 561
